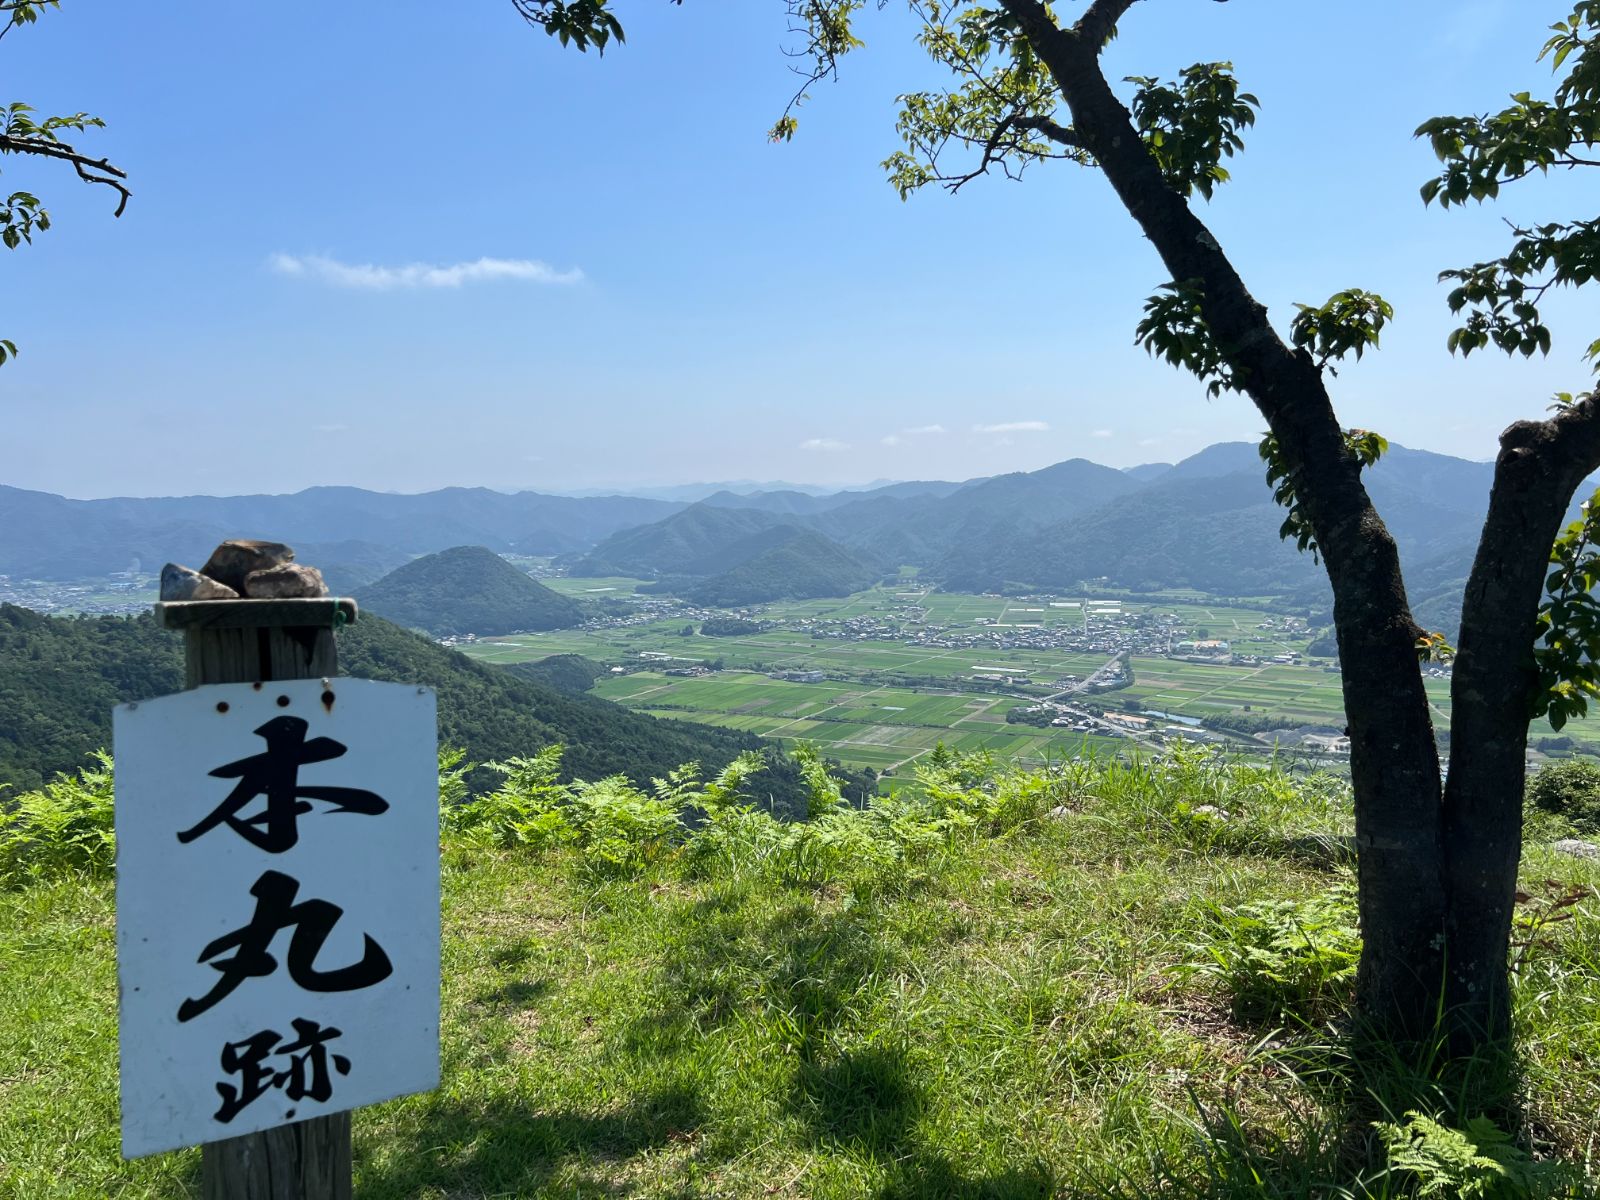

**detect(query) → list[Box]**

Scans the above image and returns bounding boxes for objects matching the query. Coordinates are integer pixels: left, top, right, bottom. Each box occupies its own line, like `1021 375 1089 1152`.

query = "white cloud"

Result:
905 424 948 435
973 420 1049 434
268 253 583 290
800 437 849 452
881 434 902 447
1091 429 1114 439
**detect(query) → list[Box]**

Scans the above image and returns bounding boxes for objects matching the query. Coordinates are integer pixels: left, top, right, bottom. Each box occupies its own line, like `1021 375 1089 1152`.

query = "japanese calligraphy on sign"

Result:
114 678 439 1159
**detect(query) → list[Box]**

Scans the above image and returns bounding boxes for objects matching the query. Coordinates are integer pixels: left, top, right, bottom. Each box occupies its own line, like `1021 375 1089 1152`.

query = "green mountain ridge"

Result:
0 604 760 795
686 528 879 606
570 505 785 577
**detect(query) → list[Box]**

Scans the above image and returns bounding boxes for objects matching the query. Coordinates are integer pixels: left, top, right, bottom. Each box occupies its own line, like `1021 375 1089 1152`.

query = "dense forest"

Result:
504 653 609 694
0 605 184 792
0 605 776 796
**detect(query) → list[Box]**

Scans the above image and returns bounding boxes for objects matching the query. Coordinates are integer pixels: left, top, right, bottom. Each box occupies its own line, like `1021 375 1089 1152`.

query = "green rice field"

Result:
588 670 1126 773
459 583 1573 772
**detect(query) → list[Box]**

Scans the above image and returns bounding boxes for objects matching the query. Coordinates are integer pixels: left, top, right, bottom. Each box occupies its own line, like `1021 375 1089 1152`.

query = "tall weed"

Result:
0 752 116 886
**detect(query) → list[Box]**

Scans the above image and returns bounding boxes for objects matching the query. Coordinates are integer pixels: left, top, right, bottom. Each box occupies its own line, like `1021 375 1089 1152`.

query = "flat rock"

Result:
1552 838 1600 861
200 539 295 593
243 563 328 599
159 562 239 602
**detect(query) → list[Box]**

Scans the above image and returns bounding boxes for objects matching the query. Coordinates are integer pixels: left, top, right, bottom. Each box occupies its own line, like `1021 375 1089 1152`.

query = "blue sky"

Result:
4 0 1592 497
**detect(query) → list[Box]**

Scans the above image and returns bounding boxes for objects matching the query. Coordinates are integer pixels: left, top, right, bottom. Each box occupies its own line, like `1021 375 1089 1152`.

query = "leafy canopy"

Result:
1418 2 1600 371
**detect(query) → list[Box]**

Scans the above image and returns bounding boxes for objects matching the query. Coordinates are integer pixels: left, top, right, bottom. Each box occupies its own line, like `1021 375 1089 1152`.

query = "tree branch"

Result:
0 134 129 215
993 0 1076 55
1012 113 1079 146
1075 0 1140 50
1536 393 1600 482
1441 391 1600 1030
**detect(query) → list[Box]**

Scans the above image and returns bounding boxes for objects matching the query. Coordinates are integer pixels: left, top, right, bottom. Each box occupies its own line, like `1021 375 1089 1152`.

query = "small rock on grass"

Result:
160 562 239 601
243 563 328 599
1552 838 1600 861
200 539 295 593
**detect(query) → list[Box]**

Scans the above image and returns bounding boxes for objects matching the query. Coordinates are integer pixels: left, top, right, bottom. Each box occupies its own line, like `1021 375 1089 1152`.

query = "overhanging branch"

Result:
0 134 129 215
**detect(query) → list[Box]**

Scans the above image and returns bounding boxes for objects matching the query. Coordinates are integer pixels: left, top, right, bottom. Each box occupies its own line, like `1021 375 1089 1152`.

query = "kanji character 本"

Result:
177 715 388 854
213 1018 352 1123
178 869 393 1023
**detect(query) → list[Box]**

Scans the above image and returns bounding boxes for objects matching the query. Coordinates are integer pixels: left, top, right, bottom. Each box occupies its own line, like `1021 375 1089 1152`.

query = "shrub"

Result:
1525 759 1600 836
0 752 116 887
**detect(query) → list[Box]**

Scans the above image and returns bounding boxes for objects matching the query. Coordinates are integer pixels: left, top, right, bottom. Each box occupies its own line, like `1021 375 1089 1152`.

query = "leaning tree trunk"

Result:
1000 0 1451 1039
1443 404 1600 1047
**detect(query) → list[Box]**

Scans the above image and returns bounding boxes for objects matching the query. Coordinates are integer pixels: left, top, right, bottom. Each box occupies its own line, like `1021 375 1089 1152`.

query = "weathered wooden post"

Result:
115 542 440 1200
165 595 356 1199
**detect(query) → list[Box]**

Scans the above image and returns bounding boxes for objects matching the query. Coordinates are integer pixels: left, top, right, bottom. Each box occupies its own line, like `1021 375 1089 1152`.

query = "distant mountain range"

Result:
567 443 1506 618
4 443 1531 620
0 484 682 586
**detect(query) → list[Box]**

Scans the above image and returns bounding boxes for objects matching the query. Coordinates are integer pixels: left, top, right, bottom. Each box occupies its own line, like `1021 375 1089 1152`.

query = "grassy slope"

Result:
5 769 1600 1198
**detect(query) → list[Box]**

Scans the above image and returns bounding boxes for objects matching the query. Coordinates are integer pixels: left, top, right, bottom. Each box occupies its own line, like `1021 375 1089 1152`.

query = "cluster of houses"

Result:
0 571 158 615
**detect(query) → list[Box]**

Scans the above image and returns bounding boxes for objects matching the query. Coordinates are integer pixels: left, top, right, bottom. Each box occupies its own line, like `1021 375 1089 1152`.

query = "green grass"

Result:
5 750 1600 1197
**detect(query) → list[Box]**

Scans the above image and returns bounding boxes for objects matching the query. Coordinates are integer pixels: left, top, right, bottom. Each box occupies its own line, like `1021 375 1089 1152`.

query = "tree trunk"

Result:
1000 1 1450 1038
1443 407 1600 1047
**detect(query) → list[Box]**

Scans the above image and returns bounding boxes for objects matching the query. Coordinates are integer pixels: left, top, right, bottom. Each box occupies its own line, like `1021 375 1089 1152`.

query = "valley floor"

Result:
464 582 1498 777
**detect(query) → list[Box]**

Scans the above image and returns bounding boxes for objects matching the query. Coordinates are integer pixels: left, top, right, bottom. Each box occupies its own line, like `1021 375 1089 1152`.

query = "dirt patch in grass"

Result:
1153 988 1262 1062
508 1007 544 1056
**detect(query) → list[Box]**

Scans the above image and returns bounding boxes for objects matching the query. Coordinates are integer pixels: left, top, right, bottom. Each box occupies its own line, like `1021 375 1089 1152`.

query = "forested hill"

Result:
0 604 762 795
356 545 584 636
0 606 183 793
686 528 879 606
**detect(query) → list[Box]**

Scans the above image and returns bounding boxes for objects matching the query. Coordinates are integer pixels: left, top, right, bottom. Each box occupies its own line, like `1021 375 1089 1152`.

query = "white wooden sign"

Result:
114 678 440 1159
